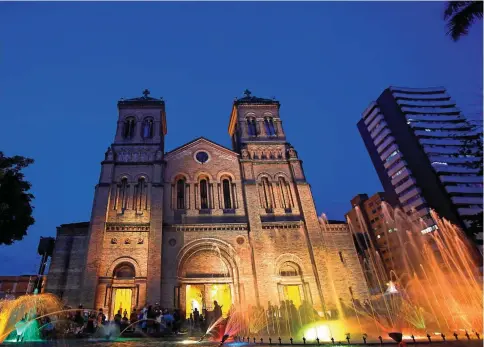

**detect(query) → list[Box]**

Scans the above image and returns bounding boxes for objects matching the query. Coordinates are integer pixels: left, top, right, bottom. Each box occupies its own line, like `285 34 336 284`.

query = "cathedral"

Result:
46 90 369 319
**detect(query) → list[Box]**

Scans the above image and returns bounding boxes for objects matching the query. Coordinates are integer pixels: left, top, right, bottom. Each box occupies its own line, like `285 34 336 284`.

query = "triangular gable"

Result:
165 137 239 159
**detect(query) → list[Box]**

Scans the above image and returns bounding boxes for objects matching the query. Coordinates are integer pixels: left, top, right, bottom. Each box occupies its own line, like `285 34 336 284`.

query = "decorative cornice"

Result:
172 223 248 232
105 223 150 232
261 221 303 230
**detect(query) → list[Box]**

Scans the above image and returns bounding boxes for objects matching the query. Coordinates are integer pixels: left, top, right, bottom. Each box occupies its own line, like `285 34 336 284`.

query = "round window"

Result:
195 151 209 164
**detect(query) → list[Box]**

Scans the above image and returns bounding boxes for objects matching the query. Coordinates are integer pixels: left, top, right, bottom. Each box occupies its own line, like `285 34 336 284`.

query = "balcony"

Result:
381 144 399 161
451 196 483 205
401 106 460 114
397 98 456 107
458 207 483 216
430 155 480 164
406 114 463 122
414 129 469 138
373 129 392 146
370 123 388 139
433 164 480 174
419 138 466 146
363 104 380 125
390 167 411 184
445 185 482 194
440 175 483 184
368 114 385 132
394 177 417 194
387 160 407 177
415 207 431 218
390 86 446 95
403 197 427 213
384 151 403 169
410 122 469 132
377 136 396 154
423 145 467 155
398 187 421 204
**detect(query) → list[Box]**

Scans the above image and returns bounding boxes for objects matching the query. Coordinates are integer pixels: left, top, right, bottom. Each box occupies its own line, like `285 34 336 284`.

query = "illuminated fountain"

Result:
1 204 481 344
339 204 483 339
208 206 482 344
0 293 63 343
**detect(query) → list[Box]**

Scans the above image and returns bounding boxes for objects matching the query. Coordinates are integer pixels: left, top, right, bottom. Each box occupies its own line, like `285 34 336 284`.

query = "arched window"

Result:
222 178 232 209
123 117 136 139
279 262 300 277
200 178 209 209
264 117 276 136
278 177 292 209
142 118 154 138
247 117 257 136
113 263 135 278
176 178 186 209
134 177 147 211
260 177 274 209
119 178 129 210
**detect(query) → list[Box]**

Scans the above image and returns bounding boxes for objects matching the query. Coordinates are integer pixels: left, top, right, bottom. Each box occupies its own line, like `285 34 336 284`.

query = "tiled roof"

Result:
233 89 279 107
118 89 165 106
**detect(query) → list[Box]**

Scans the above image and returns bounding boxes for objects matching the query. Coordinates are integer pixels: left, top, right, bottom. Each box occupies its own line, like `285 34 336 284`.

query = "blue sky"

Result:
0 2 482 275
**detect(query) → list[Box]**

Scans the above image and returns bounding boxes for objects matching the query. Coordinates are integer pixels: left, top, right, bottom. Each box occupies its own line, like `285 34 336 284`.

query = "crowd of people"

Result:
9 298 327 340
57 303 183 337
186 300 223 333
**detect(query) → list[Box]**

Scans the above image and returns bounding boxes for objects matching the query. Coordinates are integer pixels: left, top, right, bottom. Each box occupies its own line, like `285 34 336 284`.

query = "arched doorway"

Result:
177 239 240 320
111 263 135 319
275 255 312 309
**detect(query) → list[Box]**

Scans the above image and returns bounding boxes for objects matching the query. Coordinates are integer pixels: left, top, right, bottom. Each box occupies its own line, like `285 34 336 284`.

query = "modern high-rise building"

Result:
357 86 483 237
345 192 401 293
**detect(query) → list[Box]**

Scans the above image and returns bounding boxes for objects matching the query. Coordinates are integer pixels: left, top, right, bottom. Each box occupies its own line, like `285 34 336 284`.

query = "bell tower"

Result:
81 90 167 311
228 89 286 153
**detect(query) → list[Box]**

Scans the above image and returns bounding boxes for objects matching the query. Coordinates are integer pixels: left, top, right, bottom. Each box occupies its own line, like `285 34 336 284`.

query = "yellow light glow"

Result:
186 284 204 318
185 284 232 318
208 284 232 317
180 340 198 344
302 321 347 342
283 285 302 308
113 288 132 319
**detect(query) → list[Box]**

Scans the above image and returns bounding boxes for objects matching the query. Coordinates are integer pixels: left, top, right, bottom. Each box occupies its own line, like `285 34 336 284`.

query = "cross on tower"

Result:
142 89 150 97
243 89 252 98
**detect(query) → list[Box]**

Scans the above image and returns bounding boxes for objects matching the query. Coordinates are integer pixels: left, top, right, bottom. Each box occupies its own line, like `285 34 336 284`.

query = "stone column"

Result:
239 120 248 138
146 182 164 305
275 120 284 136
81 183 111 308
258 119 266 137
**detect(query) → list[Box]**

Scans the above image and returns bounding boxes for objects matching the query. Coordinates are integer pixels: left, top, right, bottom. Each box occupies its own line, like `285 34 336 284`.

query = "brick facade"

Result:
46 91 369 318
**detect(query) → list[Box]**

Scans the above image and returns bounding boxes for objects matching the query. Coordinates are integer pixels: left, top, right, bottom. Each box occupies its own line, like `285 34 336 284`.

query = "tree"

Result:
444 1 483 41
0 152 35 245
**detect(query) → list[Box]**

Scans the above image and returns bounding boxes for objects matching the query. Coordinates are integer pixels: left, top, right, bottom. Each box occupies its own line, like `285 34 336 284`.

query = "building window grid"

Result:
199 179 209 209
142 118 154 138
264 117 277 136
176 179 186 209
123 117 136 139
247 118 258 136
222 178 232 209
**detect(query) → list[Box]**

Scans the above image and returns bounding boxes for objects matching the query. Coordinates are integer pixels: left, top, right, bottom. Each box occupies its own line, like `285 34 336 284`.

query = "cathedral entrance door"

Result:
185 283 232 319
279 285 303 308
113 288 132 320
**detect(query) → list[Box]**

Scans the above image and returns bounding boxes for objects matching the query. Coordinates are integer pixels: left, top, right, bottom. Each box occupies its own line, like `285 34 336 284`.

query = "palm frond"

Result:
445 1 483 40
444 1 473 19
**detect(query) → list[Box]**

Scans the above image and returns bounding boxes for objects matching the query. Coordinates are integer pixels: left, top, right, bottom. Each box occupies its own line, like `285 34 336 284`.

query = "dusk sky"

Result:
0 2 482 275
